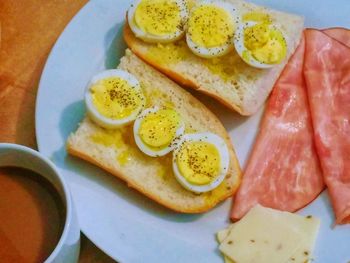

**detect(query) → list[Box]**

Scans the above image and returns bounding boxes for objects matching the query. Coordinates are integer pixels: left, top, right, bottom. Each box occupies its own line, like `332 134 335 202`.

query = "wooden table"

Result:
0 1 116 262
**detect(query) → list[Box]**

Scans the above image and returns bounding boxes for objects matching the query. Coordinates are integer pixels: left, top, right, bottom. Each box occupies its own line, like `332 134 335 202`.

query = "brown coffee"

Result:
0 167 66 263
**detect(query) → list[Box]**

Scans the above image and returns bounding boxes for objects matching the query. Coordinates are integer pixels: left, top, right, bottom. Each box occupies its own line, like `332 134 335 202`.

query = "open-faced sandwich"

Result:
124 0 304 115
67 50 241 213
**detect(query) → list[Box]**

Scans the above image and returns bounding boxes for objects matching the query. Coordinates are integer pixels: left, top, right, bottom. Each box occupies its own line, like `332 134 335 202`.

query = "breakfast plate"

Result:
36 0 350 262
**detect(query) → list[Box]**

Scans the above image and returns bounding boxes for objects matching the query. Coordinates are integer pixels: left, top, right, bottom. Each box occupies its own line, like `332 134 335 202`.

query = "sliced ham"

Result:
323 27 350 47
231 36 324 220
304 29 350 224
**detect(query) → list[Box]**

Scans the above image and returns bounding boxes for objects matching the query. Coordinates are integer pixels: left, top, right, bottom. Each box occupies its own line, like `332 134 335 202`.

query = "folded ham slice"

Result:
231 36 324 220
304 29 350 224
323 27 350 47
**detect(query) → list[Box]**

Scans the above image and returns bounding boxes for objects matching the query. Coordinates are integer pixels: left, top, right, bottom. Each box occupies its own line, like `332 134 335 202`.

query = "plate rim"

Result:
34 1 125 261
34 0 350 262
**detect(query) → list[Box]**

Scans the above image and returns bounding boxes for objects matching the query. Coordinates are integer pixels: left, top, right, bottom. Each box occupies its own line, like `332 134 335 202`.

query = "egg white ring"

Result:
172 132 230 193
85 69 145 129
234 21 288 69
185 1 239 58
127 0 188 43
133 106 185 157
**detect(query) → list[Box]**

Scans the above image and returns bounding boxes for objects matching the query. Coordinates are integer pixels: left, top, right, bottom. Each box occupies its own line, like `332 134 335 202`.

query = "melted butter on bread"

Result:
146 40 255 82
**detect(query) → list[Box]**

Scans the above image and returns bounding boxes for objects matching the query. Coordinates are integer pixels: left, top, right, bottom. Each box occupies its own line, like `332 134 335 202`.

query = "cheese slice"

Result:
217 216 320 263
216 225 235 263
219 205 320 263
217 225 234 244
285 214 320 262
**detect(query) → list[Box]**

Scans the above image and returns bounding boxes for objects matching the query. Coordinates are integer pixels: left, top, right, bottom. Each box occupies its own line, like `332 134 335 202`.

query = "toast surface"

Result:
124 0 304 115
67 50 241 213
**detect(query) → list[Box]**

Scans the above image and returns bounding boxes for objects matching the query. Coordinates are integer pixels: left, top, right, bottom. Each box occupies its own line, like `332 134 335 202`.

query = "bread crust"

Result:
67 145 239 213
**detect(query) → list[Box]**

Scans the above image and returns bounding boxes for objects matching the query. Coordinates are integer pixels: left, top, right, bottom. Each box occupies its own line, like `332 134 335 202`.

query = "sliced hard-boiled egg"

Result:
186 1 239 58
133 106 185 157
234 15 288 68
128 0 188 43
85 69 145 129
172 132 230 193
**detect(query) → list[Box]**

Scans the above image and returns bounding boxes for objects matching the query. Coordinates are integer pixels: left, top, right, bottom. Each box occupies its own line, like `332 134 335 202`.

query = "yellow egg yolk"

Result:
243 23 287 64
91 77 143 120
139 109 181 150
176 141 221 185
134 0 182 36
188 5 234 48
244 23 270 50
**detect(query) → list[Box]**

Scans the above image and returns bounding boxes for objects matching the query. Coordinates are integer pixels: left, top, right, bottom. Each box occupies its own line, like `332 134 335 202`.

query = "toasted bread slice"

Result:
67 50 241 213
124 0 304 115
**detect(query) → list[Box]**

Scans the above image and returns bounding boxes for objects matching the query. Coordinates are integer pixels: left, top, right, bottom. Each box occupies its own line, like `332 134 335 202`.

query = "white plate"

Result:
36 0 350 262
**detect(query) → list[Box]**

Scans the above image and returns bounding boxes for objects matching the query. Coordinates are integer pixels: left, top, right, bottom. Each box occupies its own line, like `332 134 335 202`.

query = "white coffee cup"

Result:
0 143 80 263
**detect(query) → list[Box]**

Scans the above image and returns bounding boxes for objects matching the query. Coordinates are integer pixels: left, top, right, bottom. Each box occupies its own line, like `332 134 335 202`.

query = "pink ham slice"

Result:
304 29 350 224
323 27 350 47
231 36 324 220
